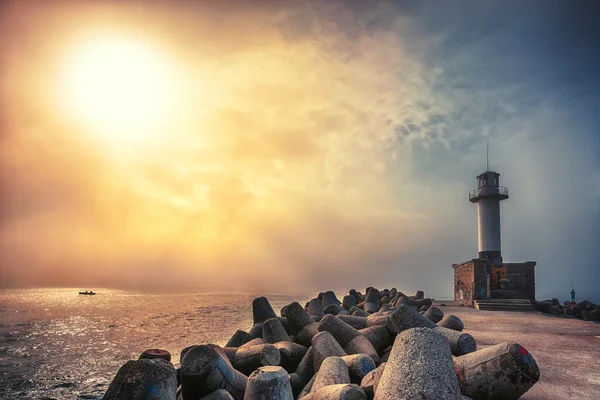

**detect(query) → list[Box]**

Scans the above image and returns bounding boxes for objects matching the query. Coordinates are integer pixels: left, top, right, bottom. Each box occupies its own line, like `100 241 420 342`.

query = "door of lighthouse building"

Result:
490 264 507 290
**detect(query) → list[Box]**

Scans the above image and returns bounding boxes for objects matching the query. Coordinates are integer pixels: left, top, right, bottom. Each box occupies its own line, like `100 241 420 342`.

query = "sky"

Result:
1 0 599 301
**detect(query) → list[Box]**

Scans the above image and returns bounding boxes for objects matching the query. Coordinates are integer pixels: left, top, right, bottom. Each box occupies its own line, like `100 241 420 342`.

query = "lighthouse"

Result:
469 170 509 263
454 157 537 308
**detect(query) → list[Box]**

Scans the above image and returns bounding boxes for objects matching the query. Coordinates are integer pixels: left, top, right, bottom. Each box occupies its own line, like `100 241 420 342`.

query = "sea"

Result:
0 288 316 400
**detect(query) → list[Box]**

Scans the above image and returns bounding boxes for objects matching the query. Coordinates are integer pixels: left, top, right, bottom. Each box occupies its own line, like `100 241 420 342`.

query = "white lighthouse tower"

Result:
469 157 509 263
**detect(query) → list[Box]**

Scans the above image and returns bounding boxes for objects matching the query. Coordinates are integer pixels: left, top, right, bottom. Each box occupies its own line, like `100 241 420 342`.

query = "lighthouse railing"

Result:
469 186 508 200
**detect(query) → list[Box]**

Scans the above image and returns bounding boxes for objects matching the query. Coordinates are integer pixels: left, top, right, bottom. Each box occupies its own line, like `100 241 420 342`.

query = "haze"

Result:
1 0 598 302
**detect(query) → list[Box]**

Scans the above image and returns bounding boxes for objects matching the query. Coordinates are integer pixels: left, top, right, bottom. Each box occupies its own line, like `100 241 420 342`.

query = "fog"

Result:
1 0 598 302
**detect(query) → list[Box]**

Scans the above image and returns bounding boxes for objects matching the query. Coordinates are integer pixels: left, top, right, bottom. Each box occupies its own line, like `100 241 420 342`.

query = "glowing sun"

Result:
58 34 180 144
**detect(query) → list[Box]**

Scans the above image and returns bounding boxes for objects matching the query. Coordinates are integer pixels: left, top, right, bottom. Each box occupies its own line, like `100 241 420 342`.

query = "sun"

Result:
57 33 180 145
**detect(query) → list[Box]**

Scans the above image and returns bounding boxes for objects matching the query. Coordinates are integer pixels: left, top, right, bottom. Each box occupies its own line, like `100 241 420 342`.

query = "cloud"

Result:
1 0 598 301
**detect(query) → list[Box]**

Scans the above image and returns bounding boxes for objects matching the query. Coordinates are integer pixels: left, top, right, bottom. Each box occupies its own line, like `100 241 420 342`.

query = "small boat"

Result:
79 290 96 295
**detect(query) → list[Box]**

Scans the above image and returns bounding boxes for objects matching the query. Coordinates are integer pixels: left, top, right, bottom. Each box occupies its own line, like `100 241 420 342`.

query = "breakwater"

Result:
103 288 541 399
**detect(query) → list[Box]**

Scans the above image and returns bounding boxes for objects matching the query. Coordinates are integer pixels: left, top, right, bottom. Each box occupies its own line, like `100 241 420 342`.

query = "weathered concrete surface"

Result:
435 301 600 400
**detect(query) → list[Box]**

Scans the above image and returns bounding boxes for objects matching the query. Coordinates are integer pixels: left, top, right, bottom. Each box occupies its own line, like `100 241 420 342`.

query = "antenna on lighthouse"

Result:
486 138 489 171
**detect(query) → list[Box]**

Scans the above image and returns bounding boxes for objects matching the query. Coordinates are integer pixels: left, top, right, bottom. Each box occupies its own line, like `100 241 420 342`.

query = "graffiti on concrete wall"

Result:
475 275 487 299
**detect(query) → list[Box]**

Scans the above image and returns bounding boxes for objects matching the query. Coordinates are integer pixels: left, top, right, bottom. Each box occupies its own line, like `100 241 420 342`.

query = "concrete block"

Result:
432 326 476 356
423 307 444 323
241 338 265 348
358 326 392 355
252 297 277 324
226 330 254 348
437 315 464 332
341 354 376 385
308 299 326 319
454 342 540 400
337 315 369 330
311 356 351 393
364 288 381 314
285 302 321 347
387 304 435 333
289 346 315 396
304 384 366 400
342 295 357 311
273 341 308 372
180 344 247 400
139 348 172 362
322 291 343 308
374 327 461 400
263 318 292 344
104 358 177 400
318 315 379 363
244 366 293 400
225 344 281 376
360 362 385 399
200 389 235 399
311 331 347 372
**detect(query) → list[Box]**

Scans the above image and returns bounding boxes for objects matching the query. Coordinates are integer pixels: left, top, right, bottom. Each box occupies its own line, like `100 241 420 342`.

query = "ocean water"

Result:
0 288 314 400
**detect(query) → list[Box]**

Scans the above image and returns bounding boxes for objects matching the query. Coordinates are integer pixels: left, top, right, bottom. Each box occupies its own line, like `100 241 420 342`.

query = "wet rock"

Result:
244 366 293 400
311 356 351 393
414 290 425 300
374 327 460 400
226 331 254 348
454 342 540 400
262 318 292 344
139 348 172 362
104 358 177 400
380 296 390 305
180 344 247 400
437 315 464 332
423 307 444 323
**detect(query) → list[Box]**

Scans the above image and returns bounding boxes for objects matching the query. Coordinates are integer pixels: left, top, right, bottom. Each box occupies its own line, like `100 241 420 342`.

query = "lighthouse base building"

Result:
454 169 537 308
453 259 536 307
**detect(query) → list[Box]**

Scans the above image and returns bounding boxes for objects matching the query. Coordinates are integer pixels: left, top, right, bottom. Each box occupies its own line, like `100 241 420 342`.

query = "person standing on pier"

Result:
570 288 576 303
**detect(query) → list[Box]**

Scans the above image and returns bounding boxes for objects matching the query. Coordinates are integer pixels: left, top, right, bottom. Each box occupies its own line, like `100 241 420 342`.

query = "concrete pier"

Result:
435 301 600 400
